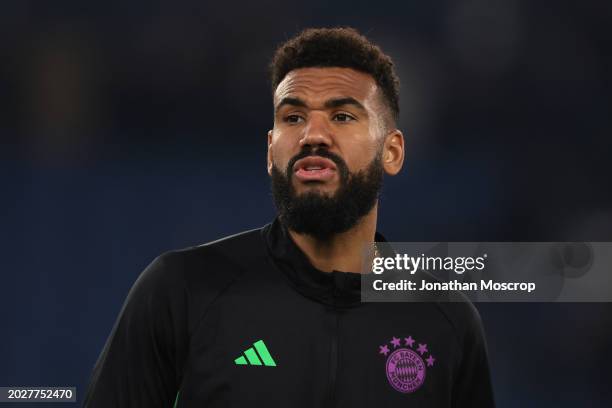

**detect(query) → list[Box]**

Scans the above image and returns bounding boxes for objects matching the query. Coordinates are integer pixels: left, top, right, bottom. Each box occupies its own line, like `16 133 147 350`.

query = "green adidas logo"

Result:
234 340 277 367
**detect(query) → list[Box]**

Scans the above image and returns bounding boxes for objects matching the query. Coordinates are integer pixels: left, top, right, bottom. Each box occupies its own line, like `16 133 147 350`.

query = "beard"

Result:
270 148 384 241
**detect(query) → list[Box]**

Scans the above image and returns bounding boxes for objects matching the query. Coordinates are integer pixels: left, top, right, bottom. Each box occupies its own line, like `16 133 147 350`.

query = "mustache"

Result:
286 148 348 175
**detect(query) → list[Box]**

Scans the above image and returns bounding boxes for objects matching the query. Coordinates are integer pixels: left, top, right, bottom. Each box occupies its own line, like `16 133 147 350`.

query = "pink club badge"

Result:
379 336 436 393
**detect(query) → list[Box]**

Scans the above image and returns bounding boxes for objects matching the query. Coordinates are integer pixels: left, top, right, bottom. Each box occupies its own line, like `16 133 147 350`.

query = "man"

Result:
84 27 495 407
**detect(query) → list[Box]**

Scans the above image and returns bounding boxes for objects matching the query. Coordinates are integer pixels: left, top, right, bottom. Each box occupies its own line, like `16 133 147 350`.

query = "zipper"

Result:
328 292 340 408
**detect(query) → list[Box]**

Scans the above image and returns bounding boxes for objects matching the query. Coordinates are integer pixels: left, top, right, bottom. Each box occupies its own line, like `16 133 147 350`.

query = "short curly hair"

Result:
269 27 400 125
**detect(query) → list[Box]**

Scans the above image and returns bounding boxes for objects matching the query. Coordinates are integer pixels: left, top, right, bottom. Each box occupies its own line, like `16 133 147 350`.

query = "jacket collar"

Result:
261 217 390 308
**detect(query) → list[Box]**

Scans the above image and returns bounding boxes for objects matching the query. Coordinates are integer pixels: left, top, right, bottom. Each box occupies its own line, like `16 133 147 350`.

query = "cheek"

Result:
270 135 296 170
338 140 379 172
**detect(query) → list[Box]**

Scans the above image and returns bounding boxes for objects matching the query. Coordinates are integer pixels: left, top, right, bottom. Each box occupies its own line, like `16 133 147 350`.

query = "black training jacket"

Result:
84 218 495 407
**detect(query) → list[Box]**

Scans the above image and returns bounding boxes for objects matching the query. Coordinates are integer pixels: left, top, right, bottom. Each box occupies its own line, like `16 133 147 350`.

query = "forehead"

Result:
274 67 379 107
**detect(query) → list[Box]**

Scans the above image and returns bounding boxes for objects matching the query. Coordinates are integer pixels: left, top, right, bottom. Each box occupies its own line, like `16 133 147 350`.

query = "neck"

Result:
287 203 378 273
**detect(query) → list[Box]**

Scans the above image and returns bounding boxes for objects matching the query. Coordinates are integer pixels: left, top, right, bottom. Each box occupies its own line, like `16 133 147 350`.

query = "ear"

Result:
267 130 274 176
382 129 404 176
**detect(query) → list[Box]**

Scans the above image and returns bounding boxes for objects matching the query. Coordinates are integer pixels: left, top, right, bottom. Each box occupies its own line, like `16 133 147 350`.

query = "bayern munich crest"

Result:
379 335 435 393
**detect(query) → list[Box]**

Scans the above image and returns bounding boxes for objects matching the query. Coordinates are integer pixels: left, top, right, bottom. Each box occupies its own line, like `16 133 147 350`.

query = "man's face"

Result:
268 67 387 196
267 67 393 239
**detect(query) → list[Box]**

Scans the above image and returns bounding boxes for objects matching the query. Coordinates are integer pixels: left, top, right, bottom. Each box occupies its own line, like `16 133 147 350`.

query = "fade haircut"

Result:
269 27 400 126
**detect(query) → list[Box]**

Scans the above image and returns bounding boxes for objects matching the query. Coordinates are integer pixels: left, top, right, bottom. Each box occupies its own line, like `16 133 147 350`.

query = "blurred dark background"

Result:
1 0 611 406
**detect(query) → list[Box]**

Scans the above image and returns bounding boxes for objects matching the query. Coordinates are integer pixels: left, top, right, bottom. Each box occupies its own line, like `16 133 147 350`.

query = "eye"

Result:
332 113 355 122
285 114 305 124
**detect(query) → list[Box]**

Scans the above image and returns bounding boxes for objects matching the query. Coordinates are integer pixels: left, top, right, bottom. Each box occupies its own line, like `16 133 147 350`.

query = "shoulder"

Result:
136 227 268 329
408 271 485 345
145 226 267 287
157 226 266 279
430 292 486 351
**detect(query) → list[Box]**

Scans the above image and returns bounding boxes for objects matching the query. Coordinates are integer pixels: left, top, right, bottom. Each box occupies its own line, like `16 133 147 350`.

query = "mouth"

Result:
293 156 337 182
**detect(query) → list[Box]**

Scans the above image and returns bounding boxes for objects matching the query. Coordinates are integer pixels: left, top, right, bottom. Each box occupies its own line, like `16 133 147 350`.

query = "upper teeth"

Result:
306 166 322 170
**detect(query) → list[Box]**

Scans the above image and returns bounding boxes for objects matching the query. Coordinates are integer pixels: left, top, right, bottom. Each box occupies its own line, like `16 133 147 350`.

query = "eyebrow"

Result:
275 97 307 113
275 96 367 114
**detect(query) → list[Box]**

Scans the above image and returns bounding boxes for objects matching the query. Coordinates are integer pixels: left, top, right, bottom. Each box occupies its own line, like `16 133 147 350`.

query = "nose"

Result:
299 112 333 150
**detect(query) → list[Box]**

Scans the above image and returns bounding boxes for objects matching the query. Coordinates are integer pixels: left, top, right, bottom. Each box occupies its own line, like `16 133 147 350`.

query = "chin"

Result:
296 183 337 195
